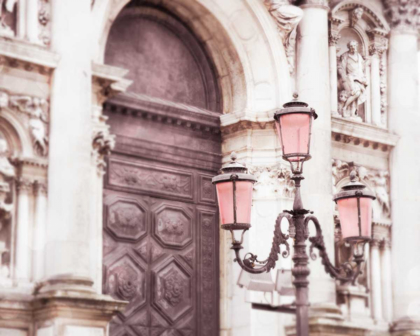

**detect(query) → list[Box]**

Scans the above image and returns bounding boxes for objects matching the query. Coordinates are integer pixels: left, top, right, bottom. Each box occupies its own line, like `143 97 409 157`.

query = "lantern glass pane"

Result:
337 197 372 240
216 181 253 225
279 113 310 161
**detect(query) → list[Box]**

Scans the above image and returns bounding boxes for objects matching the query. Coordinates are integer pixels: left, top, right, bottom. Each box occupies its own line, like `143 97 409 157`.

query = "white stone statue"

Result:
0 0 17 37
337 40 368 121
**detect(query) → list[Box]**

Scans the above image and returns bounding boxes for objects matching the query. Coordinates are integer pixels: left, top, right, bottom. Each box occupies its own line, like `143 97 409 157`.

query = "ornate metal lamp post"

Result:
212 95 375 336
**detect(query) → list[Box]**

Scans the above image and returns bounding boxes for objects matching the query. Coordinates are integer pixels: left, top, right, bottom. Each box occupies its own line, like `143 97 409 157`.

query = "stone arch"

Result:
92 0 291 114
0 109 33 157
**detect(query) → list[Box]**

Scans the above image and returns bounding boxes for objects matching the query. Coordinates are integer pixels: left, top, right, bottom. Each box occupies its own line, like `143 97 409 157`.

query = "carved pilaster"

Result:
264 1 303 74
383 0 420 34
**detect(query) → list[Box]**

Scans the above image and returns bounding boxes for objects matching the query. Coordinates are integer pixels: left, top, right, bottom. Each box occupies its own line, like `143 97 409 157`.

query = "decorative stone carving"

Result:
92 127 115 176
264 1 303 74
350 7 364 27
155 206 192 248
0 0 17 38
0 138 14 281
337 40 368 121
383 0 420 33
368 170 390 219
38 0 51 45
33 180 47 196
106 200 146 241
9 95 49 156
248 165 295 198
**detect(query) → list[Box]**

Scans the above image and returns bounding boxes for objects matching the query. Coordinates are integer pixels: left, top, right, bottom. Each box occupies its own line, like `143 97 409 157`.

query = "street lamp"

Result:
212 94 375 336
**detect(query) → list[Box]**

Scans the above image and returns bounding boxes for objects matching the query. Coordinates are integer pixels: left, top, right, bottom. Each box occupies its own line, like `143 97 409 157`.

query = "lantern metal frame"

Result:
213 96 375 336
274 95 318 175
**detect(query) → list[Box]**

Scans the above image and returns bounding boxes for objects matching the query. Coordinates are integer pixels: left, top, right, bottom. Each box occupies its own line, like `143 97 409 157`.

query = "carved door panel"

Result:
103 152 219 336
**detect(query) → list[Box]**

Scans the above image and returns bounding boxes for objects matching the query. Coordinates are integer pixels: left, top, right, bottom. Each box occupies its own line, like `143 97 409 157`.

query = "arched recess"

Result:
92 0 292 114
0 110 33 157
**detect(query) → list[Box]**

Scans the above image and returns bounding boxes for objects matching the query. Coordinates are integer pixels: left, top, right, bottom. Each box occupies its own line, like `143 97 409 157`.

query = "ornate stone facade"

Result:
0 0 418 336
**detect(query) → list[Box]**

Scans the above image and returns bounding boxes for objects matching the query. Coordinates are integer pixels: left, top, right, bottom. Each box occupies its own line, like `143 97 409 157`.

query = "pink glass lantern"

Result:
274 94 317 174
212 152 257 231
333 171 376 243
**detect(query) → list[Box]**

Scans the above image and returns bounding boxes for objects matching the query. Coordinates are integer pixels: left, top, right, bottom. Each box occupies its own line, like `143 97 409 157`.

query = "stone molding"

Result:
106 93 222 135
383 0 420 34
0 39 58 75
332 116 399 150
221 119 275 136
299 0 329 9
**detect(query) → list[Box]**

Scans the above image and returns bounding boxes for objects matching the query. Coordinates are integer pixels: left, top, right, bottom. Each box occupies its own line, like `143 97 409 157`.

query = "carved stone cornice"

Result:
221 119 275 136
332 116 399 151
92 63 132 106
0 39 58 75
383 0 420 33
106 93 221 135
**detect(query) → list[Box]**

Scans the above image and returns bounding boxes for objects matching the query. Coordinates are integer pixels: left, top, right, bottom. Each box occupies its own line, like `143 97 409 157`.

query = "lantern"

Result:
212 152 257 231
274 94 317 174
333 171 376 243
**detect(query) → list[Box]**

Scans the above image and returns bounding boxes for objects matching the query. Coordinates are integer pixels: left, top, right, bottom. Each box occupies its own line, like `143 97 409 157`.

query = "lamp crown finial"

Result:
350 170 357 182
231 152 237 162
293 92 299 99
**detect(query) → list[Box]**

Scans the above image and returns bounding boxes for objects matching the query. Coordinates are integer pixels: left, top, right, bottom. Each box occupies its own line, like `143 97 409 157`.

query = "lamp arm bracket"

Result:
305 215 364 285
231 212 292 274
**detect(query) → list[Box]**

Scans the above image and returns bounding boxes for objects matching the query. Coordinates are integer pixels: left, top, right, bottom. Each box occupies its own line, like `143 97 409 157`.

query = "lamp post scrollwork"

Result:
212 94 375 336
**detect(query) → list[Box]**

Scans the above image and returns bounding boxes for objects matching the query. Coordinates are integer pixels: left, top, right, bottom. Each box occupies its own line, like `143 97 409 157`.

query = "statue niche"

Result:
0 0 17 37
337 40 368 121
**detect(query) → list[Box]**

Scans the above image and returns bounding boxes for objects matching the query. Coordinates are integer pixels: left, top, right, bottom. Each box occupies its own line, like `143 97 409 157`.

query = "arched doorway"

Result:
102 3 221 336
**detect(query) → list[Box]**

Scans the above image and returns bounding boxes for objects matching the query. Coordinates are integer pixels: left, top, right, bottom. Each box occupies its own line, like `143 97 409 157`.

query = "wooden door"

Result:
102 93 221 336
102 5 222 335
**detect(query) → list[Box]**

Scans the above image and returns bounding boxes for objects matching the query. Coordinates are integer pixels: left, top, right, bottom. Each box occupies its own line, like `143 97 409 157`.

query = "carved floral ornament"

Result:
383 0 420 33
248 164 295 198
332 159 390 220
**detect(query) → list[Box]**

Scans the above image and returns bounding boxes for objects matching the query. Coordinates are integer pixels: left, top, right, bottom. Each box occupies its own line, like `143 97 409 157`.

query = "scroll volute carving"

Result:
0 137 15 281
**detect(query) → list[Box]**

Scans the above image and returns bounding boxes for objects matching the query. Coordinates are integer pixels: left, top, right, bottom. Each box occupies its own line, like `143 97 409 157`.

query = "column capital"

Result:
380 239 392 250
329 32 341 46
370 239 381 248
16 178 33 193
383 0 420 34
33 180 48 196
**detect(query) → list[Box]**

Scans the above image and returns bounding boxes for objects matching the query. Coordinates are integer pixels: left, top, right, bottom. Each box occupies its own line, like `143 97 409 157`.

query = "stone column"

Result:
26 0 39 43
14 178 32 282
43 0 94 291
31 181 47 281
380 239 393 322
296 0 337 308
329 25 340 116
17 0 26 38
370 239 383 322
385 0 420 331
